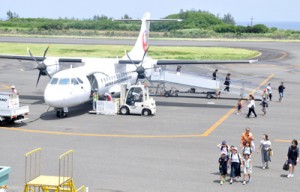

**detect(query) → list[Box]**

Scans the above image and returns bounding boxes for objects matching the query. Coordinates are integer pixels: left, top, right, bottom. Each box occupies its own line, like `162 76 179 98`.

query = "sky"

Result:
0 0 299 22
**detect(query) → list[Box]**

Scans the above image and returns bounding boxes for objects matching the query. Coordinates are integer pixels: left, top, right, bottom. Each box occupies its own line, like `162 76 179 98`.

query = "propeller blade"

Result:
27 47 39 64
43 45 50 60
141 46 150 63
45 70 52 79
126 52 139 69
36 72 42 87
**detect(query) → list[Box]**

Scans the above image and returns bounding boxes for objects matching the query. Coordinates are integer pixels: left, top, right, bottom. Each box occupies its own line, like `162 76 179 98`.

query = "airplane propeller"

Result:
27 46 52 87
126 47 153 84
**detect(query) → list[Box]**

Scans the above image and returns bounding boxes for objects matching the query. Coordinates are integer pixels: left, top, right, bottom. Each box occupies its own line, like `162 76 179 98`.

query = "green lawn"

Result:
0 43 259 60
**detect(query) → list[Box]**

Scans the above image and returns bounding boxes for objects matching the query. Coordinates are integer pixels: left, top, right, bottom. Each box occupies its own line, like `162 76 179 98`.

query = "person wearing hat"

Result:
228 146 243 184
11 85 17 94
92 88 99 111
217 140 229 157
104 93 112 101
218 152 228 185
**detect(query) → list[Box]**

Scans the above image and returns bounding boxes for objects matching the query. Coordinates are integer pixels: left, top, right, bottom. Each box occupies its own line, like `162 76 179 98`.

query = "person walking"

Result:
228 147 242 184
236 99 243 115
258 134 272 170
218 152 228 185
240 127 254 148
246 95 257 118
212 69 218 80
242 154 252 185
287 139 299 178
223 73 231 92
176 65 182 75
92 88 99 111
267 83 272 101
260 97 269 116
278 82 285 102
242 141 253 158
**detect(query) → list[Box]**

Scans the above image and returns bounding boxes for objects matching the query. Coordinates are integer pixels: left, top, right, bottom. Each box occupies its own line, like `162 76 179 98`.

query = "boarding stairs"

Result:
150 70 263 99
23 148 86 192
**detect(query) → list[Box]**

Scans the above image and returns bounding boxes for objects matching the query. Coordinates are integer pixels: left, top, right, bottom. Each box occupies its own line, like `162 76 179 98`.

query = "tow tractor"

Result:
119 83 156 116
0 92 29 126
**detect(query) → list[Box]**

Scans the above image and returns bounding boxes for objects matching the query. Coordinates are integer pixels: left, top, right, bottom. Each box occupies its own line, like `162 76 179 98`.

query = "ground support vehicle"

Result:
0 92 29 126
119 84 156 116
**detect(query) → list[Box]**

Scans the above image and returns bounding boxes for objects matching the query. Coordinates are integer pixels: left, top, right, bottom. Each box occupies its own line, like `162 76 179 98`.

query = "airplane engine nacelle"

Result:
44 58 60 75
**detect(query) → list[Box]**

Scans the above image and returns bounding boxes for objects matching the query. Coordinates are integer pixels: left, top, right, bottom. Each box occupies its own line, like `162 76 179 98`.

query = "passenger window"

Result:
58 78 70 85
50 78 58 85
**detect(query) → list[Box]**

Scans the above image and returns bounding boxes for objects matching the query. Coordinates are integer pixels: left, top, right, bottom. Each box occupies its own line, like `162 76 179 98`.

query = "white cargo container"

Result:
0 92 29 125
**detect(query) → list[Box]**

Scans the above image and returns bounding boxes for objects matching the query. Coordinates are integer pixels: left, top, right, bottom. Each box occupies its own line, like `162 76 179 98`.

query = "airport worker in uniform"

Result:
105 93 112 101
93 88 99 110
11 85 18 94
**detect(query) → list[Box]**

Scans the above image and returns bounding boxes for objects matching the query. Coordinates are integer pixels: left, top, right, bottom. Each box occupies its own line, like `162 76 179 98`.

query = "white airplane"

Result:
0 12 257 117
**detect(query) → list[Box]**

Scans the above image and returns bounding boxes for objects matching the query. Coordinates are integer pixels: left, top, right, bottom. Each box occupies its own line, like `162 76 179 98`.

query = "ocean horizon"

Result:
236 21 300 30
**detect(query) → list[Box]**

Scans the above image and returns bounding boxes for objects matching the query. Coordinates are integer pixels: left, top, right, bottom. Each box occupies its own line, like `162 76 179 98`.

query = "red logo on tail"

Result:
142 30 148 52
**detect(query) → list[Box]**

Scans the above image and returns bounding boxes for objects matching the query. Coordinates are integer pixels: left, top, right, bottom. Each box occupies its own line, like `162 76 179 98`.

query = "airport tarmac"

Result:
0 39 300 192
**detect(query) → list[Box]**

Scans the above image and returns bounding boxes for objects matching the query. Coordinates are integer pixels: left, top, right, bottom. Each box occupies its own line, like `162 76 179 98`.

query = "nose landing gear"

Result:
55 108 68 118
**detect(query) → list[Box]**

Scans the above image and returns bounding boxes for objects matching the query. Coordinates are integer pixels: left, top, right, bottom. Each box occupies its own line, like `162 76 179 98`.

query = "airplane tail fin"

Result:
115 13 182 60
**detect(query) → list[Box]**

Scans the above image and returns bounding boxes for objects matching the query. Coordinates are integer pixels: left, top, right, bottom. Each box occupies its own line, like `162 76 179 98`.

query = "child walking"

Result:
242 142 253 158
260 97 269 115
218 152 228 185
237 99 242 115
243 154 252 185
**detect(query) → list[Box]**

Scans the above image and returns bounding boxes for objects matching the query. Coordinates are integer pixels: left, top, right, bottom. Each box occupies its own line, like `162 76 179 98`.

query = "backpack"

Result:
243 147 252 155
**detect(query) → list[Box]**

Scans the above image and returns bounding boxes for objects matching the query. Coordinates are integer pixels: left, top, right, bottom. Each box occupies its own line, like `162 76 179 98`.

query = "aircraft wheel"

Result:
142 109 151 116
206 94 213 99
120 106 129 115
56 111 61 118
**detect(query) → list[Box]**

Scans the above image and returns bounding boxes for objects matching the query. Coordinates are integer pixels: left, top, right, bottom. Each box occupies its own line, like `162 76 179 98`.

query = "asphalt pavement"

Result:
0 38 300 192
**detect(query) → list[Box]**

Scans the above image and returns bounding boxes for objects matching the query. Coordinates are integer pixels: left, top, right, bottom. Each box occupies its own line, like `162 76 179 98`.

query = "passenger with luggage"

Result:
287 139 299 178
258 134 272 170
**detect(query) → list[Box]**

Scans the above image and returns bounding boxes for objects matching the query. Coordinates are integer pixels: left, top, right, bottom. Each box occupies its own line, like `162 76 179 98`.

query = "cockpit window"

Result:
77 78 83 84
58 78 70 85
71 78 79 85
50 78 59 85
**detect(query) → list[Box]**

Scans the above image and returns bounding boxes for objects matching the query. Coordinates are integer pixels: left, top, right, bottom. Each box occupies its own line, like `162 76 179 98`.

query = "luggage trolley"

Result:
23 148 86 192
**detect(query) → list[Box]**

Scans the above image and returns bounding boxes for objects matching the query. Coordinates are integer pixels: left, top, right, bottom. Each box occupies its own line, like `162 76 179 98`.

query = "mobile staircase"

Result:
23 148 86 192
150 70 263 99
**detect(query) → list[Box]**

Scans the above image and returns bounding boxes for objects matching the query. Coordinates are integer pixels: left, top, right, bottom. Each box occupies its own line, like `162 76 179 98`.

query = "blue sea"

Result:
236 21 300 30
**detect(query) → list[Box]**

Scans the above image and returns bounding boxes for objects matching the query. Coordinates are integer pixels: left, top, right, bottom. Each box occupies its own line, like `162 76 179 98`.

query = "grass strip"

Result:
0 43 259 60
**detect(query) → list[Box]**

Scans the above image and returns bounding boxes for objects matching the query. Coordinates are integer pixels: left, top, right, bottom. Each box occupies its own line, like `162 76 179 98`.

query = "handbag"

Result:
269 148 273 157
283 160 289 171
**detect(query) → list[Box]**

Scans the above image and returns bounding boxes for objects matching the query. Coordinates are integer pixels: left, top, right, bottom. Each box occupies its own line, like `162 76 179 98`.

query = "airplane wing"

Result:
156 59 257 65
119 59 258 65
0 54 82 63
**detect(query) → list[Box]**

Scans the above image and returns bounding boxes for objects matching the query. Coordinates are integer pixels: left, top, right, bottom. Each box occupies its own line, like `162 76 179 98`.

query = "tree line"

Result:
1 9 274 34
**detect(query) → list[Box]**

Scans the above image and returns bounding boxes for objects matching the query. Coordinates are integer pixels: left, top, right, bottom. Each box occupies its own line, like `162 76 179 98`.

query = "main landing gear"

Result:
55 108 68 118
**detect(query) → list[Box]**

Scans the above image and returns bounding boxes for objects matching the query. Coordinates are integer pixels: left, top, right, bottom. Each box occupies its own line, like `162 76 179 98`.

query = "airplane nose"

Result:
44 85 67 107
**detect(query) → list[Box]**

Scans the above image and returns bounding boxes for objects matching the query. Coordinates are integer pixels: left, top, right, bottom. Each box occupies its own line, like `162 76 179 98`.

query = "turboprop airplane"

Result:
0 12 257 117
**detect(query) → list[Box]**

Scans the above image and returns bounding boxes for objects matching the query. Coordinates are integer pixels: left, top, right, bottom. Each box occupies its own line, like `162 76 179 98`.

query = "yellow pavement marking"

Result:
0 84 10 90
202 73 274 136
0 74 274 138
0 127 204 138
